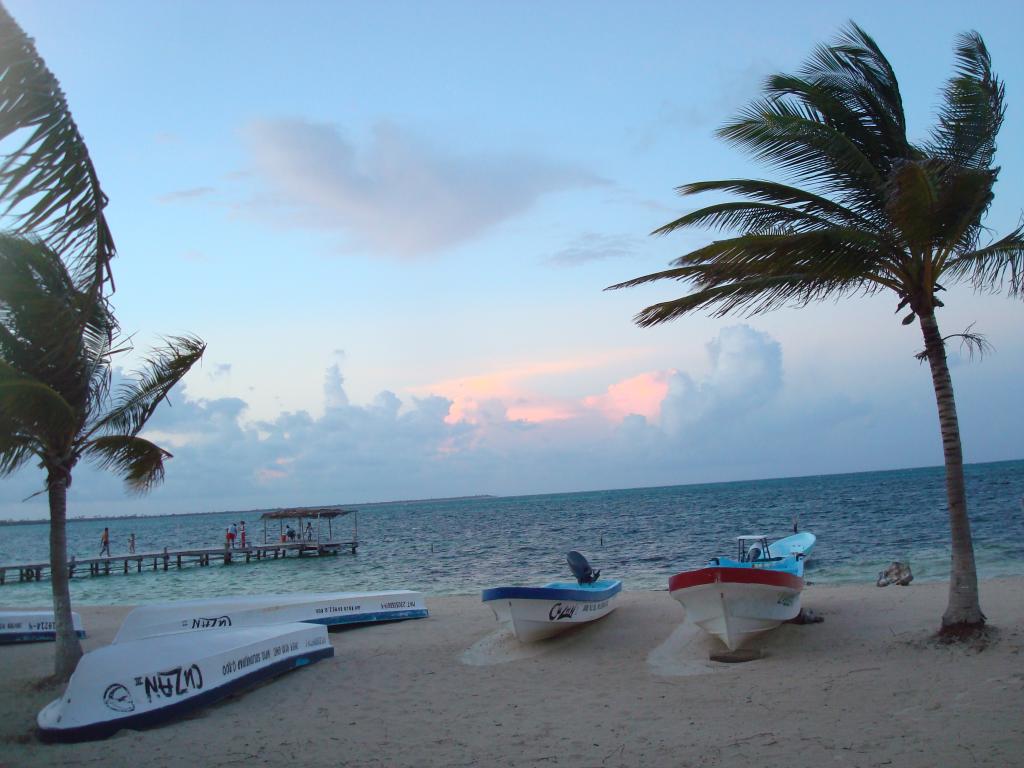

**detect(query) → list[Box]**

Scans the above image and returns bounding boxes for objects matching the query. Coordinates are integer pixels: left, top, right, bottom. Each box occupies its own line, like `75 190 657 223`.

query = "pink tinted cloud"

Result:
583 371 673 422
417 353 649 425
431 367 673 428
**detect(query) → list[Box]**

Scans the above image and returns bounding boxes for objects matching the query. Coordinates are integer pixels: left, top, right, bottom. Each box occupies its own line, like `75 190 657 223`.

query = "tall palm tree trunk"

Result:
47 471 83 680
918 312 984 628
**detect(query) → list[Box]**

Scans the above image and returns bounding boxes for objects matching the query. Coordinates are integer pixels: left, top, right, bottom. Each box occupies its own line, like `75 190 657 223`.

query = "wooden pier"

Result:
0 541 358 586
0 505 360 587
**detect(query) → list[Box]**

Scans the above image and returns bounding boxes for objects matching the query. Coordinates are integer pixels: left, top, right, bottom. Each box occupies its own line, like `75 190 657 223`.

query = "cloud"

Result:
157 186 216 204
659 325 782 436
240 118 603 257
630 59 774 152
3 324 1017 521
416 350 647 424
546 233 641 267
208 363 232 381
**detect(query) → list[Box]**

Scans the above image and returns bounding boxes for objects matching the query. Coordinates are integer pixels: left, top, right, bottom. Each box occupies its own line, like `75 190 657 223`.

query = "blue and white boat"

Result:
113 590 428 643
0 610 85 644
38 622 332 742
482 552 622 641
669 533 815 651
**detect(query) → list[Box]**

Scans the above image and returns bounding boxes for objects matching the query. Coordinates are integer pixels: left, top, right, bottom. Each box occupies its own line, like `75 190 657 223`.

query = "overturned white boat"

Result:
482 551 622 642
0 610 85 644
114 590 428 643
38 621 332 742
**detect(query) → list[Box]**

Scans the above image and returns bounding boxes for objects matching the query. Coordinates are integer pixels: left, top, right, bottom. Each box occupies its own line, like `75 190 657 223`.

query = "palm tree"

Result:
0 235 204 679
608 24 1021 633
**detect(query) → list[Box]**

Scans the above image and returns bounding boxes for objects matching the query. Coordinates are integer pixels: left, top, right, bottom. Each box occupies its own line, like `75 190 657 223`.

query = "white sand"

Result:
2 578 1022 767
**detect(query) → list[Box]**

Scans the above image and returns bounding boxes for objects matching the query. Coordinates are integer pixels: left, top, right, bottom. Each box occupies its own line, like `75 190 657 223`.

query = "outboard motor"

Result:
567 551 601 585
745 544 763 562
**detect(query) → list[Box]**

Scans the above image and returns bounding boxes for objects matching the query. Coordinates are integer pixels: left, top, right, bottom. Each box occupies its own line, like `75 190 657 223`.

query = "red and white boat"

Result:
668 534 811 651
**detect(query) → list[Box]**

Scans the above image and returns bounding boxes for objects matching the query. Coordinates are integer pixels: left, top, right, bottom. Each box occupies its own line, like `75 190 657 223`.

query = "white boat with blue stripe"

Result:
482 552 622 642
0 611 85 644
113 590 427 643
38 622 332 742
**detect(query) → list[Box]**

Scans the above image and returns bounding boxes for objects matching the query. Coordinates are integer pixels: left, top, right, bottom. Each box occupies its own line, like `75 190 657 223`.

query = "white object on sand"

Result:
38 622 332 741
113 590 428 642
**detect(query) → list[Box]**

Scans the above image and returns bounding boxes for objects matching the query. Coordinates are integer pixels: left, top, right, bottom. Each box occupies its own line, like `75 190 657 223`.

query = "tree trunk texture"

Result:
47 472 83 680
918 312 985 628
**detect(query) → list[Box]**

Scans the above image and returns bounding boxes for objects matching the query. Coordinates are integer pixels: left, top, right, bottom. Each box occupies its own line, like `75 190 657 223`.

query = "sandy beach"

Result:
1 578 1022 767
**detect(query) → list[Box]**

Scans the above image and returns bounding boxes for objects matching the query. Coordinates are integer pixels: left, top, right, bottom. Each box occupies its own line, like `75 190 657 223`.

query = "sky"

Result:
1 0 1022 519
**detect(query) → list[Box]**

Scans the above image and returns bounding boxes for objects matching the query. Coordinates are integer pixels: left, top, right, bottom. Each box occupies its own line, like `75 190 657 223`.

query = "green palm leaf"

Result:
91 335 206 437
944 226 1024 294
928 32 1005 170
0 360 77 451
83 434 171 493
0 5 114 290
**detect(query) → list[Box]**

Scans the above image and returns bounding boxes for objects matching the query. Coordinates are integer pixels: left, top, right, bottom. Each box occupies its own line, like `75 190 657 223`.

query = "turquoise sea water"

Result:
1 460 1022 606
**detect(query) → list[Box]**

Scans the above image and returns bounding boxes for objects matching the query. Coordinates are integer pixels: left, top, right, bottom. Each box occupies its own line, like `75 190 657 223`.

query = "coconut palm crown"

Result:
608 24 1022 631
0 235 204 677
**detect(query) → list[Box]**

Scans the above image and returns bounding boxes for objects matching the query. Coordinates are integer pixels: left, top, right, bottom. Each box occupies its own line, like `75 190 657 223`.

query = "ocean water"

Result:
0 460 1022 607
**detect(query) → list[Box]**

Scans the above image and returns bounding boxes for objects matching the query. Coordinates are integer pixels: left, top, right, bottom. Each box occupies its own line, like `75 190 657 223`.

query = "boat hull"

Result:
482 581 621 642
113 590 427 642
669 567 803 651
0 611 86 644
38 622 333 742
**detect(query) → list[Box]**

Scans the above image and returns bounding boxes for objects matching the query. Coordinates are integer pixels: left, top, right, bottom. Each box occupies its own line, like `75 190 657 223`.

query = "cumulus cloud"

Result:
6 323 1010 522
660 325 782 436
240 118 603 257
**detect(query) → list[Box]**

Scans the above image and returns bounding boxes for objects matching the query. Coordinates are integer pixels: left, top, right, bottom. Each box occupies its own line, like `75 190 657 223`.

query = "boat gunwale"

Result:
481 580 622 604
668 566 803 593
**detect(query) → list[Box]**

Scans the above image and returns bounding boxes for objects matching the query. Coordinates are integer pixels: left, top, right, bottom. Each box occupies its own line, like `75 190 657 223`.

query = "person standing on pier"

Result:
99 527 110 557
129 532 135 554
229 522 238 548
239 521 246 548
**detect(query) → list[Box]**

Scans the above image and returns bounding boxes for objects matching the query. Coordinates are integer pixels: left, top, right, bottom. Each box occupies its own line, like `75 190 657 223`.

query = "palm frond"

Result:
670 179 884 235
608 228 896 312
0 5 114 289
798 23 911 162
0 359 77 446
943 226 1024 295
611 25 1016 330
631 270 875 325
90 335 205 437
0 234 115 408
717 97 883 209
83 434 171 493
928 32 1005 170
0 422 35 475
655 201 851 238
